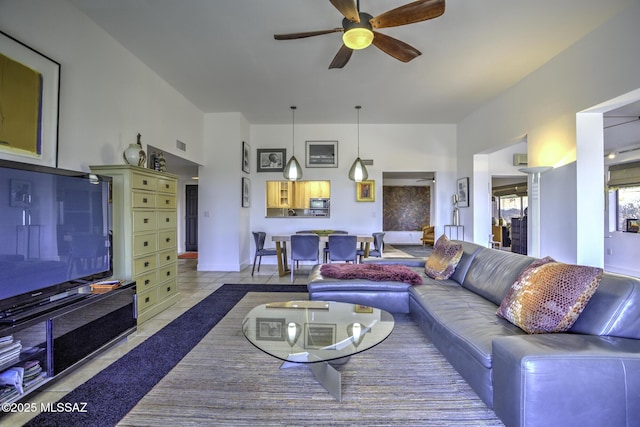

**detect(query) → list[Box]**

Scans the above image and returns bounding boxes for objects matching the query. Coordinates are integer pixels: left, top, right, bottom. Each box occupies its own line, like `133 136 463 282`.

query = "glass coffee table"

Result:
242 300 395 401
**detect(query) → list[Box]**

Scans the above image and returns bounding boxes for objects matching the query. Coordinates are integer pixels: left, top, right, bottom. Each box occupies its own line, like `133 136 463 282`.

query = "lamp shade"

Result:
343 28 374 50
348 157 368 182
283 155 302 181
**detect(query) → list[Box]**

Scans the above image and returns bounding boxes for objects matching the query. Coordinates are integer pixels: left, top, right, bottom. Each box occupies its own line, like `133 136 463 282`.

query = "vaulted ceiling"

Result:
70 0 634 125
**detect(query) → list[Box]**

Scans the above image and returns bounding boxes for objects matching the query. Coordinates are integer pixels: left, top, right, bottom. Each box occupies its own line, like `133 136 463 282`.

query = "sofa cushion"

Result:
461 247 536 305
425 235 463 280
497 257 603 334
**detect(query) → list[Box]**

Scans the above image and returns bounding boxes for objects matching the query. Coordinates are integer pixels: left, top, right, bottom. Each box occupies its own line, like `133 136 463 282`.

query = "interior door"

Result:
185 185 198 251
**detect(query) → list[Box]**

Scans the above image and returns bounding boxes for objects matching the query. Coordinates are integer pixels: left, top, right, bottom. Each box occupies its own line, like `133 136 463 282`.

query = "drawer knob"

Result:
166 255 171 261
144 241 149 247
145 279 150 285
143 179 148 185
143 198 148 203
165 184 170 189
143 218 149 223
166 271 171 277
165 199 170 205
144 261 150 267
145 296 150 303
166 237 171 242
167 286 171 292
166 218 170 222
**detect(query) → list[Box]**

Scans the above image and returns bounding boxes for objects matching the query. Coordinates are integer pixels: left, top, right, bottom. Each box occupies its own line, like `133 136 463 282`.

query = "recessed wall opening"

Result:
382 171 435 244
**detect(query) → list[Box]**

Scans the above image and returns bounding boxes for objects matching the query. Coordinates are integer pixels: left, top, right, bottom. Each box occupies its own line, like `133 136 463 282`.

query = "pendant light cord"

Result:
356 105 361 157
291 106 296 155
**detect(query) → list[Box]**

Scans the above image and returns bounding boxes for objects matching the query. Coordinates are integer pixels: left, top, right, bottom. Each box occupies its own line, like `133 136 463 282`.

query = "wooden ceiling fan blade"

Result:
370 0 445 29
274 28 343 40
329 0 360 23
329 44 353 69
372 32 421 62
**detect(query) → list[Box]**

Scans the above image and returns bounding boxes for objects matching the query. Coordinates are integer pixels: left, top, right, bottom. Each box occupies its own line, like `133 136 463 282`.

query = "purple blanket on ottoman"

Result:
320 263 423 286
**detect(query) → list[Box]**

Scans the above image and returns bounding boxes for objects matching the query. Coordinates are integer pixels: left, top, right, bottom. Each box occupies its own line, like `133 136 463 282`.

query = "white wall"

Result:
247 123 456 264
457 1 640 269
198 113 251 271
0 0 204 172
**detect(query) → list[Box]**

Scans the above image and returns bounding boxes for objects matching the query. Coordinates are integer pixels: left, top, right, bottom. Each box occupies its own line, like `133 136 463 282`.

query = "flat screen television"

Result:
0 159 113 319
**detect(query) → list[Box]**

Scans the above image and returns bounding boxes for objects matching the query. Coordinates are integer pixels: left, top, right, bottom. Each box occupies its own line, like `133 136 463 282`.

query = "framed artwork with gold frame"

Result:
356 180 375 202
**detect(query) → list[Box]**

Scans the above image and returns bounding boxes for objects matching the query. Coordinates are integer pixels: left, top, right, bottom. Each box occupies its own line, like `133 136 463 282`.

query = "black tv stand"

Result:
0 294 87 325
0 281 136 407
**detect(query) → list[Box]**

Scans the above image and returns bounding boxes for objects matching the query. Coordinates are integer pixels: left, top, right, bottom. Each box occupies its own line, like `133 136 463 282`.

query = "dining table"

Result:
271 233 374 277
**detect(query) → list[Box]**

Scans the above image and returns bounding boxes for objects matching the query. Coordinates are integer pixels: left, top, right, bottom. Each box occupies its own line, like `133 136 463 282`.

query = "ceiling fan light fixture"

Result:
343 28 374 50
283 106 303 181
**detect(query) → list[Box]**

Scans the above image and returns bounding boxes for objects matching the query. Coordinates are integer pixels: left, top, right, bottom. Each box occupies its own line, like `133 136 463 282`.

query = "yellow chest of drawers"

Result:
90 165 179 324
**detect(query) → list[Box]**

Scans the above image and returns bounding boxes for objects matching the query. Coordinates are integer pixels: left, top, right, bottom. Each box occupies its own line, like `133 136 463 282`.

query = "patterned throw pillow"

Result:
424 234 463 280
496 257 603 334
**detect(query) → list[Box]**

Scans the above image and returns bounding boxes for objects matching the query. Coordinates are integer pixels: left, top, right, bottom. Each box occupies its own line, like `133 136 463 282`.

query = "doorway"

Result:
185 185 198 252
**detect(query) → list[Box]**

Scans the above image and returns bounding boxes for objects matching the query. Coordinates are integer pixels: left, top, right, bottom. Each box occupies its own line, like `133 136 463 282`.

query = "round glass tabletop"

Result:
242 300 395 364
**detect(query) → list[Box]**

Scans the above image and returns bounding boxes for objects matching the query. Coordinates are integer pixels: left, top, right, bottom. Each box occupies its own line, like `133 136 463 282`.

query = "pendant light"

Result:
348 105 368 182
283 106 302 181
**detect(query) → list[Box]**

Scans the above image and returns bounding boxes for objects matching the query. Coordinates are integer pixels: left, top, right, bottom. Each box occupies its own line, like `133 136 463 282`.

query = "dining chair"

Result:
357 232 385 262
251 231 279 276
322 230 348 262
327 234 358 264
290 234 320 283
421 225 435 248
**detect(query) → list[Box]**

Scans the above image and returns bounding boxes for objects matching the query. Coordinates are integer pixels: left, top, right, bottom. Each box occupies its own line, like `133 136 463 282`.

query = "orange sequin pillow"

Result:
497 257 603 334
425 234 463 280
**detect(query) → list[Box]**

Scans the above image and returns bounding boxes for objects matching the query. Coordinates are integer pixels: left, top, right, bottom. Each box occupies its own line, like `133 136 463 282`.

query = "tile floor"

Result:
3 258 308 426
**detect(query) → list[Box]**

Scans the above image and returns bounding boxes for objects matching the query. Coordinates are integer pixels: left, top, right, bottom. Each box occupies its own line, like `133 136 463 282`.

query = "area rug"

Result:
25 284 305 427
178 252 198 259
119 294 503 426
388 244 433 258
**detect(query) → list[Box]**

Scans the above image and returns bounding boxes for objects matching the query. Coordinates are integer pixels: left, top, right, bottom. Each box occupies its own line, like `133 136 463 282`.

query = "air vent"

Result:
513 153 528 166
176 140 186 152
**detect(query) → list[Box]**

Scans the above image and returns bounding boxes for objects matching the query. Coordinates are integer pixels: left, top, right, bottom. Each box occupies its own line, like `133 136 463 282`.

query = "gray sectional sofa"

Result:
307 241 640 427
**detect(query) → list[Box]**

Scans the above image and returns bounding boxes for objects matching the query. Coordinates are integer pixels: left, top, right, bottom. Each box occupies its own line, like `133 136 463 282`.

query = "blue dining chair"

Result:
357 232 385 262
251 232 279 276
322 230 348 262
290 234 320 283
327 234 358 264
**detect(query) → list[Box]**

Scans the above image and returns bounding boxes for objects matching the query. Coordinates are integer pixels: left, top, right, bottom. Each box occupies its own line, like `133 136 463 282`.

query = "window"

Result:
495 195 528 225
616 186 640 231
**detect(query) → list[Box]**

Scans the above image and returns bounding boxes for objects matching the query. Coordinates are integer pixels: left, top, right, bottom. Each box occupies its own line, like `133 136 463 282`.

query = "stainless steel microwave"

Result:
309 198 330 209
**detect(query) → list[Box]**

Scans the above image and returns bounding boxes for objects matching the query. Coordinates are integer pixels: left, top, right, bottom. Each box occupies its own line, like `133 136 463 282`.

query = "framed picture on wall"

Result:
0 31 60 167
356 180 375 202
242 177 250 207
457 177 469 207
242 141 250 173
257 148 286 172
306 141 338 168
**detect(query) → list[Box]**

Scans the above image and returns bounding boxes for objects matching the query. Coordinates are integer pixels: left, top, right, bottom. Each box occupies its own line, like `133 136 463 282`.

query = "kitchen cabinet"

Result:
288 181 331 208
266 181 331 214
266 181 290 208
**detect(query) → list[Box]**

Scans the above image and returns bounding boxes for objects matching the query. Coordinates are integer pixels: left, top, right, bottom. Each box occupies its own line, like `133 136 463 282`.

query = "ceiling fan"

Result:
274 0 445 69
